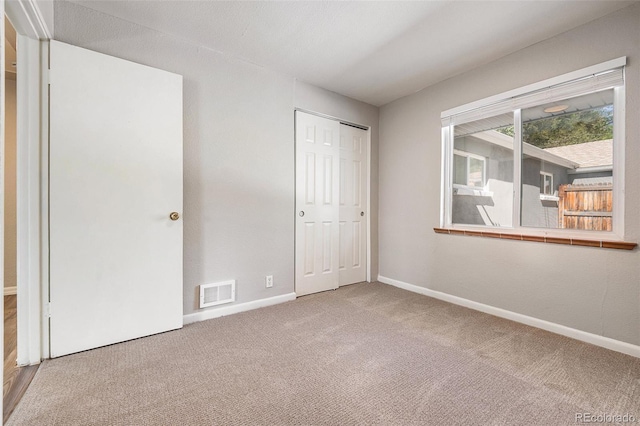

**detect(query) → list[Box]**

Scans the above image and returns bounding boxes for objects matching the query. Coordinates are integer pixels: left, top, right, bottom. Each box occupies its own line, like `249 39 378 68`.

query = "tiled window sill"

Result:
433 228 637 250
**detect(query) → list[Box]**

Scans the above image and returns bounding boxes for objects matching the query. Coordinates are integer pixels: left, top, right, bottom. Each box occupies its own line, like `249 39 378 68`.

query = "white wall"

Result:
53 1 379 315
4 79 16 290
379 4 640 346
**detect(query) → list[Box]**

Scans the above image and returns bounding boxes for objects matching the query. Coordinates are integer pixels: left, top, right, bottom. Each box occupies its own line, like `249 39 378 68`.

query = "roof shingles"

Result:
543 139 612 168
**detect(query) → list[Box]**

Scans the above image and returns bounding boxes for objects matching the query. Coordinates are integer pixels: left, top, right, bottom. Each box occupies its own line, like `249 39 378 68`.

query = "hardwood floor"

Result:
4 295 39 423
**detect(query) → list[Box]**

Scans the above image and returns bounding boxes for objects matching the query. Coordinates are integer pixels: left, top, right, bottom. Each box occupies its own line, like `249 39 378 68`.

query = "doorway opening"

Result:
3 14 38 422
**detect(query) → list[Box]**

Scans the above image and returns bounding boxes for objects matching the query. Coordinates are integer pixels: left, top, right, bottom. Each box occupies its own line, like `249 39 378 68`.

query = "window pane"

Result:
539 173 553 195
544 175 552 195
468 157 484 187
521 90 614 231
453 154 467 185
452 114 514 227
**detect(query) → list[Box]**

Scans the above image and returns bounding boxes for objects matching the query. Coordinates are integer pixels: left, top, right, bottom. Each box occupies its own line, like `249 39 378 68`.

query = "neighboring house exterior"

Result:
545 139 613 186
452 130 612 229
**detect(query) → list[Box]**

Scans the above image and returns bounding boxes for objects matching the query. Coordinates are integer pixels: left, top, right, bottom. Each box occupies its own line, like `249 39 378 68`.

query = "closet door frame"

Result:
294 108 372 296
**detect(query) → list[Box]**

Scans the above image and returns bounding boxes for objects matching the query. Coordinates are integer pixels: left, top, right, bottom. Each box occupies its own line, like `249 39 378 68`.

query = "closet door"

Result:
294 111 340 296
339 124 367 286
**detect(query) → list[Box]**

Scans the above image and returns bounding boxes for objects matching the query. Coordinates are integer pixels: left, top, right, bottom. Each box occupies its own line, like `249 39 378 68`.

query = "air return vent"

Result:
200 280 236 309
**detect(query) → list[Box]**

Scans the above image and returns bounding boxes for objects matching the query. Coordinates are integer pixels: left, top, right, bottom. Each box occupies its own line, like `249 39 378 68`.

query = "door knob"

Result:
299 211 305 217
169 212 180 221
360 211 364 216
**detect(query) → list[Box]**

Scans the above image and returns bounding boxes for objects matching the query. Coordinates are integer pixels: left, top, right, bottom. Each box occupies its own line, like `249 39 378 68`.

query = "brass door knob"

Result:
169 212 180 221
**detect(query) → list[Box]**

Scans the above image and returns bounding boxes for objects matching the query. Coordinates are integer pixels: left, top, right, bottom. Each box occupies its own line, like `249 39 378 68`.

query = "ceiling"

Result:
69 0 634 107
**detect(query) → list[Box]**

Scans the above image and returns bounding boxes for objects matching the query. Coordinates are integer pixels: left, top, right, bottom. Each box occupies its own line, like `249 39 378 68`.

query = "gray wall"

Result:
53 1 379 315
379 4 640 345
521 158 569 229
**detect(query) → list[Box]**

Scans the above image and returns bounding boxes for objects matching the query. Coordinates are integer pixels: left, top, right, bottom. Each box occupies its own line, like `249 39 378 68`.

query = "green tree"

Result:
495 106 613 148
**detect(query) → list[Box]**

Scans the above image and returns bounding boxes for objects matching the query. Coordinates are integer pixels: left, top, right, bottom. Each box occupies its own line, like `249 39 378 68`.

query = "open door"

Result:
48 41 183 357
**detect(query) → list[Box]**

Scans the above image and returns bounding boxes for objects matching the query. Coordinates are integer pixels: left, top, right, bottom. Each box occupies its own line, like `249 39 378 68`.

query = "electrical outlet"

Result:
265 275 273 288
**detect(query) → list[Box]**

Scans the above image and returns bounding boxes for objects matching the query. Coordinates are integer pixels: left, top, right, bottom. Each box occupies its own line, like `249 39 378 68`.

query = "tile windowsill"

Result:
433 228 637 250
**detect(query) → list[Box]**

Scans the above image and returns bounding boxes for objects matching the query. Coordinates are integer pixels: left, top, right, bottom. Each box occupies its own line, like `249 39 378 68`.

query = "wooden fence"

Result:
558 184 612 231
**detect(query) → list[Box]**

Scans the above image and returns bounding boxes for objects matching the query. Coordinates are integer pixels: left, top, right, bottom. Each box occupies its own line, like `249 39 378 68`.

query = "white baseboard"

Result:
4 286 17 296
183 292 297 325
377 275 640 359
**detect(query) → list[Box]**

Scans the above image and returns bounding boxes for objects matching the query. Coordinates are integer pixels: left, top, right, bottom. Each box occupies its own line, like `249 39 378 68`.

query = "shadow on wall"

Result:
452 195 494 225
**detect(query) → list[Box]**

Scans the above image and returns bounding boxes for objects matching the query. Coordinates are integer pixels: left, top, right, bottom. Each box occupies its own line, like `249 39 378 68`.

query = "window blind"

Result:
442 68 624 127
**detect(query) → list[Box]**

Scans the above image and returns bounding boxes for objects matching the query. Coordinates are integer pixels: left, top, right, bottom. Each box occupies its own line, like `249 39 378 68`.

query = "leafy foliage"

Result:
495 106 613 148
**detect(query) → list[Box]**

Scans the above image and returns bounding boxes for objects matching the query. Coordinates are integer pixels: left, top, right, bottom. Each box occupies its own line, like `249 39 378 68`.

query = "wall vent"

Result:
200 280 236 309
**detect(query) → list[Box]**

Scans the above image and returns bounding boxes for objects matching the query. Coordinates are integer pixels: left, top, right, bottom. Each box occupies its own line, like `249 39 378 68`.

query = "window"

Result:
440 58 625 238
540 172 553 196
453 150 486 188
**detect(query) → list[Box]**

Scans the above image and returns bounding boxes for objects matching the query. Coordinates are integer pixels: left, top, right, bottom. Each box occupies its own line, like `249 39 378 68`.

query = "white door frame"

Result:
1 4 6 422
5 0 51 364
294 108 373 289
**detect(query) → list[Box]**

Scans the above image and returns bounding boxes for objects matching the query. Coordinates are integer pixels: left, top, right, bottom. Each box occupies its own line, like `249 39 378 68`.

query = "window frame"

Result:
440 58 626 241
539 171 553 196
453 149 486 189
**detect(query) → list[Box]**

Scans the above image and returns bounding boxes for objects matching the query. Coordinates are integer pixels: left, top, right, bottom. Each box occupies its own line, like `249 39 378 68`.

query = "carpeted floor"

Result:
7 282 640 425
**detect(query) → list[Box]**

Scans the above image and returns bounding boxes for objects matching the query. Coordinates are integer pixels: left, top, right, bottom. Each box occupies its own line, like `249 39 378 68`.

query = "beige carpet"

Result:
7 282 640 425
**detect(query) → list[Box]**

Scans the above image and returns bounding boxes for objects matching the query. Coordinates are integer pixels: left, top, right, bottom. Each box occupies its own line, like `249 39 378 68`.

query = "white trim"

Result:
183 292 296 325
4 0 52 40
440 126 449 228
612 84 625 240
40 40 50 360
16 35 43 366
539 194 560 202
377 275 640 359
293 108 368 131
442 57 626 118
1 6 5 424
6 0 49 366
366 126 371 283
512 109 522 227
540 171 553 196
4 287 18 296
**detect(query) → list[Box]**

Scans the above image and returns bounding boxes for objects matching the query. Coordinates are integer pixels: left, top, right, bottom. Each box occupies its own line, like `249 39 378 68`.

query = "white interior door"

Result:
339 124 368 286
295 111 340 296
49 41 183 358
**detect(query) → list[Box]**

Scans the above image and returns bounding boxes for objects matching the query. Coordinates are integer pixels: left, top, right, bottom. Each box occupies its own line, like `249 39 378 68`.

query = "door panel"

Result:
295 112 340 296
339 124 368 286
49 41 183 357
